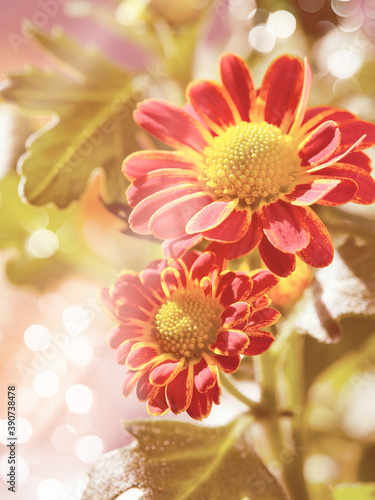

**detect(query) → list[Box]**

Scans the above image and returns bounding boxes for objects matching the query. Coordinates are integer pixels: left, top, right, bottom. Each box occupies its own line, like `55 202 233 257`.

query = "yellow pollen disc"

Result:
153 289 222 359
201 121 300 207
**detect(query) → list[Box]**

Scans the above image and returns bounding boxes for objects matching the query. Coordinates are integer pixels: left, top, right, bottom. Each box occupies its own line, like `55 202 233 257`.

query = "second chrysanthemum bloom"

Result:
124 53 375 277
100 251 280 420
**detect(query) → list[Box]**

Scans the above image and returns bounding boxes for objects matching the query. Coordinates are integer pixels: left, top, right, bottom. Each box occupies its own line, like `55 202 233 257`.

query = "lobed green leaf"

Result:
82 417 288 500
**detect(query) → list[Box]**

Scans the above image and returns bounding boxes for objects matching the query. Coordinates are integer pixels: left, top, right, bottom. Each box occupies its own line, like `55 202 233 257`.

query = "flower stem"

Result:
220 374 266 417
255 339 310 500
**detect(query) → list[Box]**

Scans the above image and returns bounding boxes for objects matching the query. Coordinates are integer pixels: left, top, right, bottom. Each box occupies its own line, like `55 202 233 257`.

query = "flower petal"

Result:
129 183 202 233
206 212 263 259
123 150 198 181
150 191 213 239
261 201 310 253
284 179 342 206
188 80 237 134
250 269 279 300
259 236 296 277
221 302 252 328
209 329 249 355
242 330 275 355
116 340 135 365
296 207 333 268
139 268 163 297
122 367 142 398
127 344 159 370
117 303 150 322
247 308 281 330
190 251 217 282
219 274 253 305
160 266 184 296
186 199 237 234
298 120 340 166
315 178 357 206
134 99 212 154
186 385 214 420
313 164 375 205
220 52 255 122
126 168 199 207
162 233 204 259
149 358 185 386
107 325 142 349
202 209 250 243
213 353 241 373
136 369 154 402
194 356 218 392
301 107 375 151
343 151 372 172
289 58 312 135
258 55 304 130
148 387 170 416
166 364 194 414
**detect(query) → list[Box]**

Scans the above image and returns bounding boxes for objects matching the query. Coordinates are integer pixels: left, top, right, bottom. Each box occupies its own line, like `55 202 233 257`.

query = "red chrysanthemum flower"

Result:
123 53 375 277
100 251 280 420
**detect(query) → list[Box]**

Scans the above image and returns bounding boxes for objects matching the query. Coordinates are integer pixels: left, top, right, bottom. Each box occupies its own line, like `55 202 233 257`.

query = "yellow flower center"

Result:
153 289 222 359
201 121 300 207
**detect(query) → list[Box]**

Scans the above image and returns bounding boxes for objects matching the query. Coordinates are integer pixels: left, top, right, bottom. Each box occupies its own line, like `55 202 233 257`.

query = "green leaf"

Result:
82 417 287 500
280 237 375 344
0 171 108 285
0 25 140 208
331 483 375 500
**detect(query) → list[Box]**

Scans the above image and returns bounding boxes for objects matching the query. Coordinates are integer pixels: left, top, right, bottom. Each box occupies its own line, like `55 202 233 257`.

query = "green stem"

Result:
220 374 265 417
255 342 310 500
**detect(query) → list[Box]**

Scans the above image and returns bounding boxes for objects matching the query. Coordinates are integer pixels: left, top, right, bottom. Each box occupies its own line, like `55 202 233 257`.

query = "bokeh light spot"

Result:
37 478 64 500
63 337 93 367
298 0 325 13
248 25 276 53
24 324 51 351
27 229 59 258
34 371 60 398
65 384 93 414
267 11 296 38
75 435 103 463
331 0 361 17
16 417 33 444
328 48 361 78
304 454 340 483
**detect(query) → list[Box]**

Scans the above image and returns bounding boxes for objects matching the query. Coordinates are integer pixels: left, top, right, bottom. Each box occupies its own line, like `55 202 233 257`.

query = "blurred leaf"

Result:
0 25 141 208
82 417 287 500
331 483 375 500
303 317 375 390
0 171 107 286
309 334 375 395
280 237 375 344
0 103 36 179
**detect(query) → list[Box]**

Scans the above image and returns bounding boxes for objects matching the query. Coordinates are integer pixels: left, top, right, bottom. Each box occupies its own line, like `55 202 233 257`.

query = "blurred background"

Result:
0 0 375 498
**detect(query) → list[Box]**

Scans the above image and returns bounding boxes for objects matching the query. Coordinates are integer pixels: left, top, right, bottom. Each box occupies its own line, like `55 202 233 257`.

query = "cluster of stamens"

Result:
201 121 300 207
153 289 222 359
